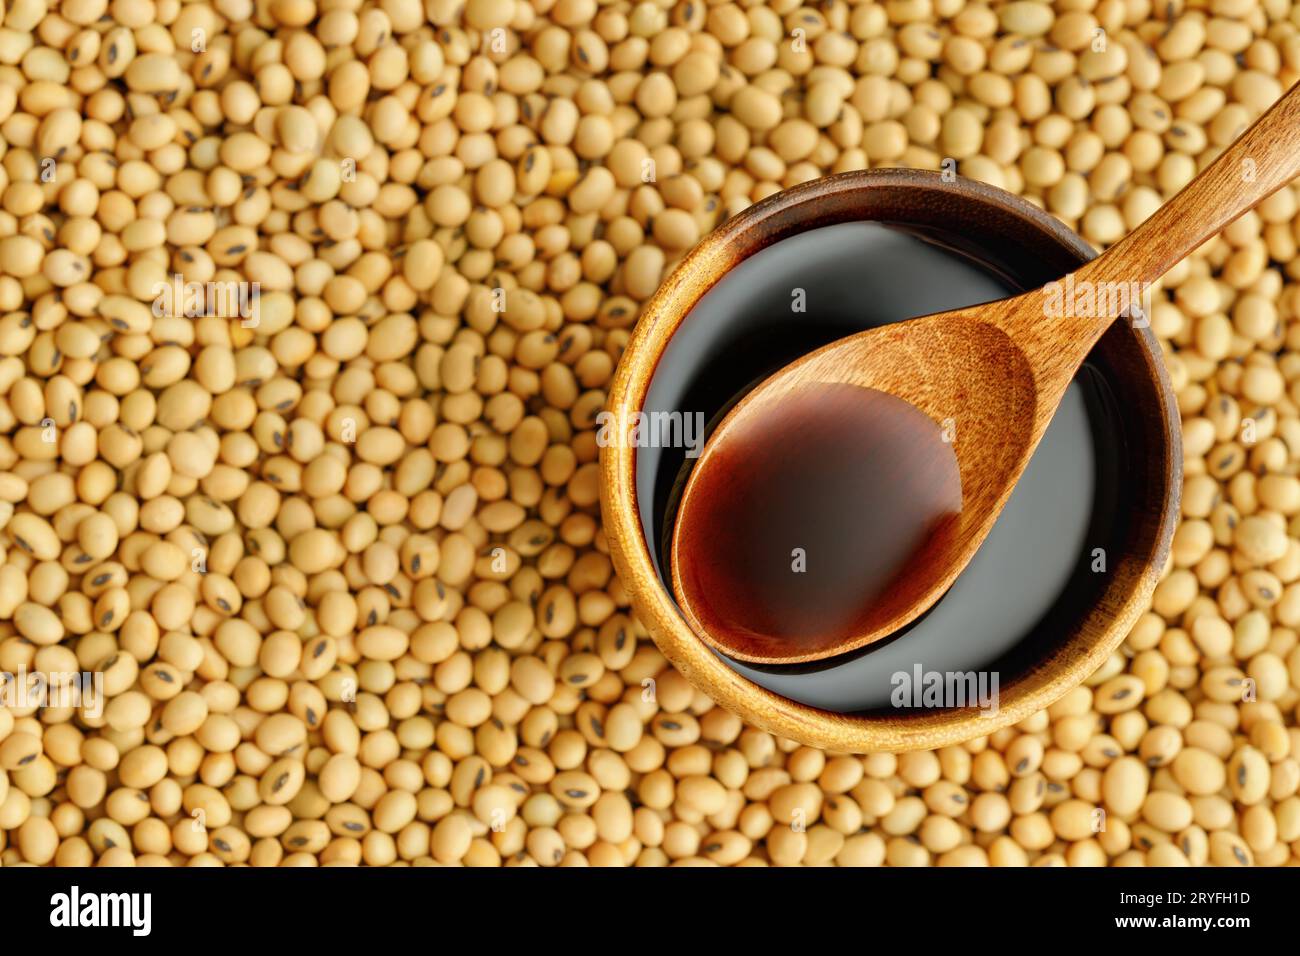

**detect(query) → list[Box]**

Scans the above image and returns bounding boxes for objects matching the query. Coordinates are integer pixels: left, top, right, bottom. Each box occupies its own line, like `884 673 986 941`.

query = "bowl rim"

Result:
599 168 1182 752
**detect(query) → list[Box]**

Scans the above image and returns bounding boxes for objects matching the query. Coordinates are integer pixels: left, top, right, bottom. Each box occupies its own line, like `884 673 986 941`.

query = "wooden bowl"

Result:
599 169 1181 753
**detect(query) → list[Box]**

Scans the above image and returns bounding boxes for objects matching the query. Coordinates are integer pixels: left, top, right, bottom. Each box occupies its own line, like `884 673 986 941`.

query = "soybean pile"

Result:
1 0 1300 867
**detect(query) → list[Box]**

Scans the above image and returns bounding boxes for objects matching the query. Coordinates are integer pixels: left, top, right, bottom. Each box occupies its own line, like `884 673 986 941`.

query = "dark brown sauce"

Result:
673 382 963 659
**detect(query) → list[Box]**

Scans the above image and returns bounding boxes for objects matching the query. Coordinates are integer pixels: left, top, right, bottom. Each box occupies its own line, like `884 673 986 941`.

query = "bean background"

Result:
0 0 1299 867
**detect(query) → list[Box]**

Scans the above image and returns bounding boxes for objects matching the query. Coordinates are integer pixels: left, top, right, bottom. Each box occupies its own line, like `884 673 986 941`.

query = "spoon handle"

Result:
1088 78 1300 289
1009 80 1300 399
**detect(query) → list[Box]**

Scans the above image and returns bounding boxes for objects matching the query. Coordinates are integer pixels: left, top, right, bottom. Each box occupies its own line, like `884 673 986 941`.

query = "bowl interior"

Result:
639 220 1119 711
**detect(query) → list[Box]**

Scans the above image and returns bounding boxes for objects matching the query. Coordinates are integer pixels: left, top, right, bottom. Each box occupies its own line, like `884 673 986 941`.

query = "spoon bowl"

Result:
672 313 1039 664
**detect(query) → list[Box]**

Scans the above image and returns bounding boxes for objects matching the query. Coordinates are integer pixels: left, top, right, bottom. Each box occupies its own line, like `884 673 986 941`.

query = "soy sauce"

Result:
640 221 1121 710
673 382 962 659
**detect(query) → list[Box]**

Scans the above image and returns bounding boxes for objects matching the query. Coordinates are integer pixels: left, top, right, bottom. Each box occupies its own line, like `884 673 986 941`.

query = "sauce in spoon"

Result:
671 382 961 662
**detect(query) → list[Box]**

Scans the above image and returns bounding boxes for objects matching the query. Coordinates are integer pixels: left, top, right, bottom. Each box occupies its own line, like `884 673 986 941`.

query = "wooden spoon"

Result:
672 80 1300 667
